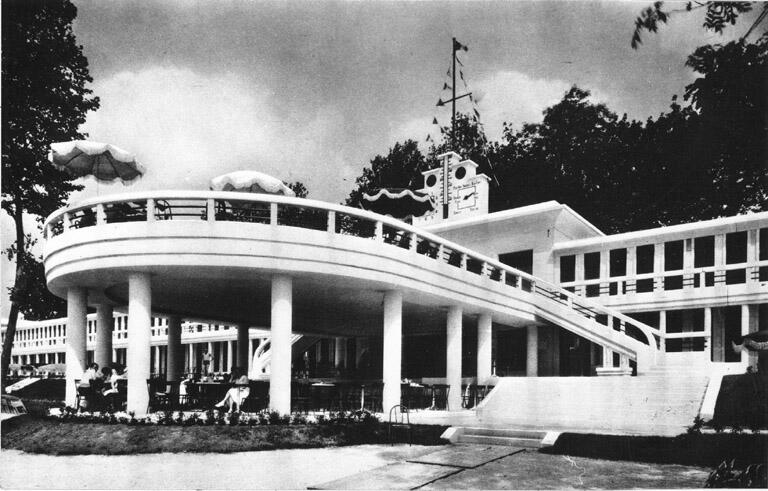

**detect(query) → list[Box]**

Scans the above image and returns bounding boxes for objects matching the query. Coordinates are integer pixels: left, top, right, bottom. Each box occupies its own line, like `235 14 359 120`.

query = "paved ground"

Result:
312 444 711 490
0 444 711 489
0 445 436 489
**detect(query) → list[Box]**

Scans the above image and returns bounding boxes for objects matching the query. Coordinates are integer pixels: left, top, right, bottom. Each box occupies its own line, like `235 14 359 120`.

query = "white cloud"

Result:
391 70 624 151
74 66 349 203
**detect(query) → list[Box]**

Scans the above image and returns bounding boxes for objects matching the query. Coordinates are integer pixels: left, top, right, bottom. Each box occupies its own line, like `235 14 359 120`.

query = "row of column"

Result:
65 273 265 415
65 275 542 416
381 291 502 412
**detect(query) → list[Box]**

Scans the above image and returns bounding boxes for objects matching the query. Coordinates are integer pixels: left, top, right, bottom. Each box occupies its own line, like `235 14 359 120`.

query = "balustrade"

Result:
45 191 664 363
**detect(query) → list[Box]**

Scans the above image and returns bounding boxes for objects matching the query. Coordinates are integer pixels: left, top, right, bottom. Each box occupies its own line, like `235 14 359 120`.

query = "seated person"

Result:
102 366 125 411
77 363 100 410
214 373 250 413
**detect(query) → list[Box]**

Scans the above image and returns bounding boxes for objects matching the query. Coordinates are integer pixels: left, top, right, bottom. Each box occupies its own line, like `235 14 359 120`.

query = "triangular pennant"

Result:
443 83 451 90
432 117 438 125
456 57 464 67
426 134 432 142
460 70 465 80
453 39 468 52
473 108 480 117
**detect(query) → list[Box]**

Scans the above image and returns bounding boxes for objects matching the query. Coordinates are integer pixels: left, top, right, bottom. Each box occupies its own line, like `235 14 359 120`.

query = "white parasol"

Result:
210 170 295 197
49 140 145 183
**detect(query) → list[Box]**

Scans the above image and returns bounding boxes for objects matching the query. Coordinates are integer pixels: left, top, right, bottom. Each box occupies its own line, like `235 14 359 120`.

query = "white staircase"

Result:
476 362 710 436
455 427 548 448
249 334 321 380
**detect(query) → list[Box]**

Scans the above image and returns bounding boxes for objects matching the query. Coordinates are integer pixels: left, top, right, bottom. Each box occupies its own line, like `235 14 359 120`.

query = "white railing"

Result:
45 191 662 364
560 260 767 298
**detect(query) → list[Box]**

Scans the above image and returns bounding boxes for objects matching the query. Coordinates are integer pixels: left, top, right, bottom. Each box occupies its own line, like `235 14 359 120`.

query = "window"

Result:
584 252 600 279
636 244 655 293
664 240 684 290
560 255 575 283
725 231 747 284
499 250 533 275
609 249 627 277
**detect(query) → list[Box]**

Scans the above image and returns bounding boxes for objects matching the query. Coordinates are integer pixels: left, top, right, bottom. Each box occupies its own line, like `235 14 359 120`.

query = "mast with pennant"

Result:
436 37 471 218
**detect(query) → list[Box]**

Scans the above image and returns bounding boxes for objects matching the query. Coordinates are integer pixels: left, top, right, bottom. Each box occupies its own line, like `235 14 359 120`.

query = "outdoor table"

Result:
193 382 230 406
310 382 336 411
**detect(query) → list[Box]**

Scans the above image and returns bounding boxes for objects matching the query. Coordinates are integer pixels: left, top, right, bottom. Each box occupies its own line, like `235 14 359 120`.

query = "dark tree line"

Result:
348 34 767 235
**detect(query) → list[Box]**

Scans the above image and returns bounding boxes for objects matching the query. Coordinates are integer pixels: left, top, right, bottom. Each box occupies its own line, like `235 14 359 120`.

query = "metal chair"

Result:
388 405 412 445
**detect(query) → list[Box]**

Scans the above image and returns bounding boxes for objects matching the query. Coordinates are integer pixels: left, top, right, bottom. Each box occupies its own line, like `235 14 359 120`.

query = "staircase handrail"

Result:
45 191 662 360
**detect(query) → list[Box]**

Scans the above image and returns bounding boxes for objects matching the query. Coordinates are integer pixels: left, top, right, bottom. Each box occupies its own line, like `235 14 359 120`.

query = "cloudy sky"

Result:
1 0 757 317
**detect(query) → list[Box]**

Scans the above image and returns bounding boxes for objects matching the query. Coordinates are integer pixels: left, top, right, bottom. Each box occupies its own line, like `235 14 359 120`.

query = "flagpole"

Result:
451 37 457 151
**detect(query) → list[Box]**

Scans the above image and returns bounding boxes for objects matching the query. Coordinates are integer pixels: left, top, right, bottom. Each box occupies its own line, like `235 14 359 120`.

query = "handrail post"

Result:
96 204 106 225
206 199 216 223
460 253 468 270
374 221 383 241
327 211 336 233
63 212 71 231
146 199 155 222
437 244 444 263
270 202 278 226
410 232 418 251
500 270 506 284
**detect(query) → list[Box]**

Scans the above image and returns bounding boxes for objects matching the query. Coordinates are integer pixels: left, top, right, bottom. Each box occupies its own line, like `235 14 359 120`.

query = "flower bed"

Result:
2 410 448 455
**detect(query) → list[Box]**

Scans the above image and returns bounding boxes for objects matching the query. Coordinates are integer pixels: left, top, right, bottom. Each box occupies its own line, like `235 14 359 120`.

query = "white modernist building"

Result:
4 151 766 433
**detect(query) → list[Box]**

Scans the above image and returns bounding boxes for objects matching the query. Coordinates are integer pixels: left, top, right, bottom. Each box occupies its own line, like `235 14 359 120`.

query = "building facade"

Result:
4 152 766 422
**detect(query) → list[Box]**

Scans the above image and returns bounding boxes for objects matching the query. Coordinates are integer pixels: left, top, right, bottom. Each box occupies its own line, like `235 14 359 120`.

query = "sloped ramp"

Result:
477 373 709 436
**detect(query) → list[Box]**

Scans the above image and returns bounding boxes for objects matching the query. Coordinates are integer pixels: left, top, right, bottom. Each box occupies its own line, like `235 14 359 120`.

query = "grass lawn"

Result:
1 415 447 455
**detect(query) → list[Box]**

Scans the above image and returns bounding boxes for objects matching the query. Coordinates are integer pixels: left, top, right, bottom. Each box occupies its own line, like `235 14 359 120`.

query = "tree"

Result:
1 0 100 384
346 140 430 208
683 36 768 214
287 181 309 199
631 1 757 49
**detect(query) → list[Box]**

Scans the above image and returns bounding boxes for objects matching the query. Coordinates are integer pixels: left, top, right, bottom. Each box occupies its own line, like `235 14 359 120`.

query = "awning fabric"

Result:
361 188 436 219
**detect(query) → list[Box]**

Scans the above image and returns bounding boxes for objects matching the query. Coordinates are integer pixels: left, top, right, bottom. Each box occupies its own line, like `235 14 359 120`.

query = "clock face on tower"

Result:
455 183 478 211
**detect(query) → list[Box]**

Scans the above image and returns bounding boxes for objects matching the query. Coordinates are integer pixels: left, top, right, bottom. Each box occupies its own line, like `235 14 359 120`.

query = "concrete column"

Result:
65 287 88 407
599 250 609 297
741 304 751 366
167 316 182 383
269 275 292 414
334 337 347 369
248 338 255 373
382 291 403 412
446 306 463 411
227 339 234 372
126 273 152 415
154 345 161 376
187 343 194 372
526 325 538 377
237 324 250 373
476 313 492 384
704 307 712 352
654 243 664 291
575 254 585 295
659 310 667 353
747 230 758 278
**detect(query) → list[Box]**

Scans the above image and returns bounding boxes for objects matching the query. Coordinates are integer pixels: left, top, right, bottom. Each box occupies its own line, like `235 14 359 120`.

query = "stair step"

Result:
463 427 546 439
458 434 542 448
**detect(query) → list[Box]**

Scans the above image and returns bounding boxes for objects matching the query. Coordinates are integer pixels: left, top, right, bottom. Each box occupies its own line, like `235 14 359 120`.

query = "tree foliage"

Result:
631 1 755 49
347 36 766 235
345 140 429 208
1 0 99 383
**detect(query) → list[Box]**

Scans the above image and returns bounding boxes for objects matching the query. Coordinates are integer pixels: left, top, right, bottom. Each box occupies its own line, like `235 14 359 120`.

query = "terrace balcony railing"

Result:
44 191 663 371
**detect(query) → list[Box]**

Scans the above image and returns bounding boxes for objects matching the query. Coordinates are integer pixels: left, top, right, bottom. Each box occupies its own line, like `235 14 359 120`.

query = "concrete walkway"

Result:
311 444 711 489
0 445 436 489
